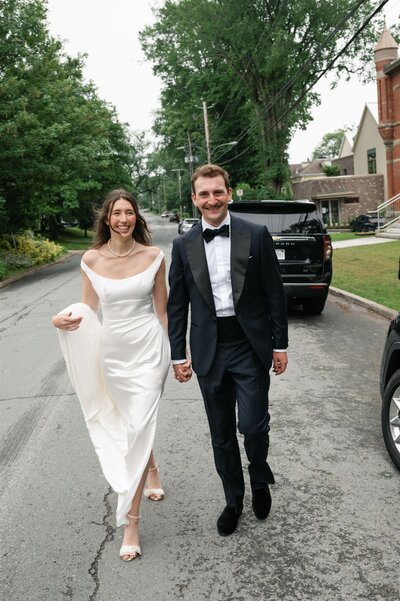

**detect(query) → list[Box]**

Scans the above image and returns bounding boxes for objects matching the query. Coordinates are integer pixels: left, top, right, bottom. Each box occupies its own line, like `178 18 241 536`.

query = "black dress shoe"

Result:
217 506 242 536
252 486 271 520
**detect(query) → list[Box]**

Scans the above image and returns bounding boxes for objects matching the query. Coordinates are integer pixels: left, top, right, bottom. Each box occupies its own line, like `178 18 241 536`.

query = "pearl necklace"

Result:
107 239 136 257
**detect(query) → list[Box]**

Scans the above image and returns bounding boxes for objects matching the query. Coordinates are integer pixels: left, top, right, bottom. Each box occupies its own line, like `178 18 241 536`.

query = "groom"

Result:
167 164 288 535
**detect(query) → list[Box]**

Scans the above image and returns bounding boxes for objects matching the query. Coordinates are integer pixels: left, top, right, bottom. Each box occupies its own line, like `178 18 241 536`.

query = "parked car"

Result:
380 311 400 471
178 217 200 235
60 218 79 227
228 200 333 314
169 212 179 222
160 211 170 218
350 214 384 232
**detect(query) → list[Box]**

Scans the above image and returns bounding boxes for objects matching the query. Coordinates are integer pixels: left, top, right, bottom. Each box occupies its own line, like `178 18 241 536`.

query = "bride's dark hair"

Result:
93 189 152 248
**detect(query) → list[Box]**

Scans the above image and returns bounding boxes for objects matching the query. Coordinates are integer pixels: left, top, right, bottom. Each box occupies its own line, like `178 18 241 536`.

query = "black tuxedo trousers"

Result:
197 336 274 509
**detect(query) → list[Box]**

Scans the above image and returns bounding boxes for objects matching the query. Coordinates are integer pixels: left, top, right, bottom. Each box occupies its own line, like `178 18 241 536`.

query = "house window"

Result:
367 148 377 174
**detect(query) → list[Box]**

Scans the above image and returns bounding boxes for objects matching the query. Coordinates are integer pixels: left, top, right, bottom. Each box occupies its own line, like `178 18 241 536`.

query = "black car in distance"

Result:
229 200 333 314
380 312 400 471
350 214 383 232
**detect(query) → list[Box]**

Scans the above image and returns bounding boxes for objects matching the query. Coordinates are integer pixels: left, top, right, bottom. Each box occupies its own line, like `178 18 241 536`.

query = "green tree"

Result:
322 164 341 176
140 0 398 192
0 0 145 239
312 130 346 159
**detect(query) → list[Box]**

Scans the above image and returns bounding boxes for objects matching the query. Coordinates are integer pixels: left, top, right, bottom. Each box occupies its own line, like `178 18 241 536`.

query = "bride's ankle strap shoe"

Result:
120 515 141 561
144 465 165 501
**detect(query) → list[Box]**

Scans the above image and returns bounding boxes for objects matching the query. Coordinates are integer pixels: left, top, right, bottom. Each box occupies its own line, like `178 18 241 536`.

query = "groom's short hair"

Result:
192 164 230 193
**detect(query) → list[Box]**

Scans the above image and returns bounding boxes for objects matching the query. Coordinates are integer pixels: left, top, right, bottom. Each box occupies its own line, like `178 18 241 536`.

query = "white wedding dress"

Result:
57 250 170 526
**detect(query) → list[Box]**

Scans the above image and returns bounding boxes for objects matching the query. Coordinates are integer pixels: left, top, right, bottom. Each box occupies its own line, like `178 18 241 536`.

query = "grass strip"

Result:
332 241 400 311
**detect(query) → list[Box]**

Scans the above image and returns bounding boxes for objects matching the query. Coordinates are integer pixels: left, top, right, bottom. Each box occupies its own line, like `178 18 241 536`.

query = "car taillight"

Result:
323 234 332 261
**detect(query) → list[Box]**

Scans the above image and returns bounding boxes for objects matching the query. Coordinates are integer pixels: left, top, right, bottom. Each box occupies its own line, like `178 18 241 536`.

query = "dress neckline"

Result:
81 250 163 281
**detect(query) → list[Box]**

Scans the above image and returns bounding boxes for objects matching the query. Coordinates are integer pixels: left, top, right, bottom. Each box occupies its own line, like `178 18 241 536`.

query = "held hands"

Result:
272 351 288 375
173 358 192 383
52 312 83 331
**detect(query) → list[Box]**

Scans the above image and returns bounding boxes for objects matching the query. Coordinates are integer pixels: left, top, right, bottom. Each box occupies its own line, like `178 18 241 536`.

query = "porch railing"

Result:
376 193 400 230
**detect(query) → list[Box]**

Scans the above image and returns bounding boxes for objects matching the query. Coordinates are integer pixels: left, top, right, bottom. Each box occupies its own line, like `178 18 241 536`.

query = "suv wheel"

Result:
302 298 326 315
381 369 400 471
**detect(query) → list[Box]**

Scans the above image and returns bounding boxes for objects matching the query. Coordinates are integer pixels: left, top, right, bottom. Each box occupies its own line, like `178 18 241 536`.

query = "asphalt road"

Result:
0 215 399 601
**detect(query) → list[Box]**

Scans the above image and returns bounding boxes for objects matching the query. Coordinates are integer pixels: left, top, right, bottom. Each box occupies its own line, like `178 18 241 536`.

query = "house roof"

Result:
293 160 326 177
338 134 353 158
375 24 398 52
351 104 379 152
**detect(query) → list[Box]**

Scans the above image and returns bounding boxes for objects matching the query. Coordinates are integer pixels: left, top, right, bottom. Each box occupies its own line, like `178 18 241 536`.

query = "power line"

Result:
219 0 391 166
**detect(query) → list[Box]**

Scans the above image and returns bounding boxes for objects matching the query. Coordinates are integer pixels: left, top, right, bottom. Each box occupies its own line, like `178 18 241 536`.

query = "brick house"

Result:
375 24 400 202
291 24 399 226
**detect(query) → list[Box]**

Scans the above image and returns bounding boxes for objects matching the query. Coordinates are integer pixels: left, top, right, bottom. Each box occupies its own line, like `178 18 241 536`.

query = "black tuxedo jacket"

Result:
167 214 288 377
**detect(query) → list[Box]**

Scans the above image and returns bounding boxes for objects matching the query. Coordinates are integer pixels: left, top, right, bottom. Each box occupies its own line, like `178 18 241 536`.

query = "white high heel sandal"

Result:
143 464 165 501
120 514 141 561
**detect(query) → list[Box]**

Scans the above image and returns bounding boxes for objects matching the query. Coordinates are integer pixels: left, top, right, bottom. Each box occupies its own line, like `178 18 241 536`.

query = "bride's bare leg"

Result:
145 450 164 501
121 462 149 559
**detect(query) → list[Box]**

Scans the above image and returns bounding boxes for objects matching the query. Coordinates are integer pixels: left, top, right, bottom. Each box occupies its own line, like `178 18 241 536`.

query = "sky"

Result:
46 0 400 165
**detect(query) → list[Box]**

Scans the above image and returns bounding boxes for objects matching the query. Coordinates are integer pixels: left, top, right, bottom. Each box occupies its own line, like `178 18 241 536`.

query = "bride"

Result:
52 189 170 561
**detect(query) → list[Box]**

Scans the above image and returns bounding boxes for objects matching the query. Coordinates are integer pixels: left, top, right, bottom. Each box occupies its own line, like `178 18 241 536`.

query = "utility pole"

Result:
187 131 194 178
177 134 199 217
171 168 185 218
202 100 212 163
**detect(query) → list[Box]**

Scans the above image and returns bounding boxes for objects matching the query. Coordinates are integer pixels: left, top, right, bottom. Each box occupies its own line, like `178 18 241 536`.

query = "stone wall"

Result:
292 174 384 225
332 155 354 176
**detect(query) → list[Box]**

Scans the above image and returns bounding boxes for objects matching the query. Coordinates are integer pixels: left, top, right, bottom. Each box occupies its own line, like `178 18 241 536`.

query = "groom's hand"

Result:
173 360 192 383
272 351 288 375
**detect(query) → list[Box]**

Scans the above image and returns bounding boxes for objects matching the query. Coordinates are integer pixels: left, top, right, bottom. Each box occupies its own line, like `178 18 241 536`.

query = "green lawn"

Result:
329 232 375 242
58 227 94 250
332 241 400 311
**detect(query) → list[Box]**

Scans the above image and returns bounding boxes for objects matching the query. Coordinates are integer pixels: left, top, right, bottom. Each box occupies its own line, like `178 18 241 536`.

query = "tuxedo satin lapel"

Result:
231 216 251 308
183 227 215 313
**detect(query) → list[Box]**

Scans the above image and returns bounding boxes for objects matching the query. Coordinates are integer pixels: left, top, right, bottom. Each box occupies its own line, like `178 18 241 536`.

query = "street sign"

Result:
236 189 243 197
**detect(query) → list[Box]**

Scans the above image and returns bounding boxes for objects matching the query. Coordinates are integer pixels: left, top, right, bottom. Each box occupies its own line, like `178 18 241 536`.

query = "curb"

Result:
329 286 397 320
0 251 83 289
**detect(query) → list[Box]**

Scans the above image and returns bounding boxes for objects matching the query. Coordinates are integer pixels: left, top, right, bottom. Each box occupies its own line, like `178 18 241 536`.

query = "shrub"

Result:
15 232 64 264
0 260 6 280
0 232 64 279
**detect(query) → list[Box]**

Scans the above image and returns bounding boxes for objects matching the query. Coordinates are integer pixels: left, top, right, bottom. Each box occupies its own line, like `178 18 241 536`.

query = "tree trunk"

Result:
48 215 59 241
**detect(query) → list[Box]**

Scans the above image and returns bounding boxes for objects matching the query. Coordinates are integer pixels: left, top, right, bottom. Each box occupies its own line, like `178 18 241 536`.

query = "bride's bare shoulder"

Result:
146 245 163 259
82 248 103 266
135 245 162 261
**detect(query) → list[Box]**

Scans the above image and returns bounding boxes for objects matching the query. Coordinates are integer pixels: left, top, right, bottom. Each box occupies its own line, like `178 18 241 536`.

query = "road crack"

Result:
0 392 75 403
88 486 115 601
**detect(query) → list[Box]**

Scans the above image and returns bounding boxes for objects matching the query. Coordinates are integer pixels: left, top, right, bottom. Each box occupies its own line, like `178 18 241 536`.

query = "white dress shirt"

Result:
202 215 235 317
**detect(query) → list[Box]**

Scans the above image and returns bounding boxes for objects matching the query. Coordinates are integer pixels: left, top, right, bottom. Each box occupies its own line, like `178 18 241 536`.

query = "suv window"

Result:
228 202 325 234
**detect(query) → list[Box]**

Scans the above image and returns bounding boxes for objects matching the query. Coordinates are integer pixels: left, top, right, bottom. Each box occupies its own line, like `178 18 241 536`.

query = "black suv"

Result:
380 312 400 471
229 200 333 314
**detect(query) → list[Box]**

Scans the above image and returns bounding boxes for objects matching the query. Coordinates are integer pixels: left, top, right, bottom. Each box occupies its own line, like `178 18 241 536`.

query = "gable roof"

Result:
338 134 353 158
351 104 379 152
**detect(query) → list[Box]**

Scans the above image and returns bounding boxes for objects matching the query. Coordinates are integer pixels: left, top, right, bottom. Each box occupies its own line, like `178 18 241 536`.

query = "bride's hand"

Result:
52 312 83 331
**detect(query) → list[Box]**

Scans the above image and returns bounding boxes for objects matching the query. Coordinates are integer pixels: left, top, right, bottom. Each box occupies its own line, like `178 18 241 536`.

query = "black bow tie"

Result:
203 224 230 243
